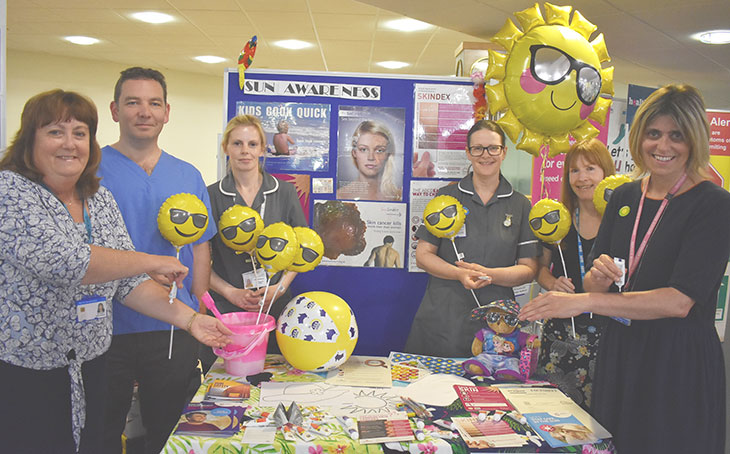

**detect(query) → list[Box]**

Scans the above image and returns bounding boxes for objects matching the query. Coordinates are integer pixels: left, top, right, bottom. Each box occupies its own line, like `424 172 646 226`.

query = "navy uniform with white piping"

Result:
207 170 307 316
405 173 540 358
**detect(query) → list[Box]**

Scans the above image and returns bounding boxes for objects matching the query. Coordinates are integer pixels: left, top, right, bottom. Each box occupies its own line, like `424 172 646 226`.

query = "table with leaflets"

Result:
161 353 616 454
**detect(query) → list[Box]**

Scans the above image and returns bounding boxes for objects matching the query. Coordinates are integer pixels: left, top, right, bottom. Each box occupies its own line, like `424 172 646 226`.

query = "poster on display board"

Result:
407 180 454 272
224 69 471 355
413 84 474 178
707 110 730 190
312 199 407 268
235 100 331 172
336 106 406 202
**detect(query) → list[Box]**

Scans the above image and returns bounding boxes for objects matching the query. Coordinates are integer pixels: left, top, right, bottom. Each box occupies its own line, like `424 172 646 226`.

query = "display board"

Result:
224 69 474 355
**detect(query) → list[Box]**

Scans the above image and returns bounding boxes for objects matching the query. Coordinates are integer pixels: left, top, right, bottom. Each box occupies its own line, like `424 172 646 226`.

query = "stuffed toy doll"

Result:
461 299 540 381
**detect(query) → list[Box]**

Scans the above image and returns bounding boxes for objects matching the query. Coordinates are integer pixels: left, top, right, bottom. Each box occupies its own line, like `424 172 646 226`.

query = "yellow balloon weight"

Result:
276 291 358 371
255 222 298 275
218 205 264 253
529 198 571 244
288 227 324 273
157 193 209 247
593 174 632 215
423 195 466 239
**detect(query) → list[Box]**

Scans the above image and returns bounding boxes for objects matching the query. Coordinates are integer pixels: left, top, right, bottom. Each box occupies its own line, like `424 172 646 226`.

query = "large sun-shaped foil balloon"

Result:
485 2 614 157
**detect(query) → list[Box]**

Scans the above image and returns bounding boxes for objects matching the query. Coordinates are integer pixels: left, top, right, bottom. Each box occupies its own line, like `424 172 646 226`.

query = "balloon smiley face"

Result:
593 174 632 215
288 227 324 273
255 222 298 274
529 198 570 244
423 195 466 239
157 193 209 247
218 205 264 253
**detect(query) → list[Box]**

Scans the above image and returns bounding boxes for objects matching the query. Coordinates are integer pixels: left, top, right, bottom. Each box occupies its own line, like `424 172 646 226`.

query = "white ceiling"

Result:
6 0 730 108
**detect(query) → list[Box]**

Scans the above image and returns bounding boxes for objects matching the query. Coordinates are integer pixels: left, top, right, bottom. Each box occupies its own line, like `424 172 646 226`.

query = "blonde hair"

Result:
351 120 399 199
628 84 710 180
221 115 267 173
560 138 615 214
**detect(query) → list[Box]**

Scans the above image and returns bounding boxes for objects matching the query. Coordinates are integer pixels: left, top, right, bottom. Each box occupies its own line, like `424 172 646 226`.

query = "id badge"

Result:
242 270 267 289
76 295 107 322
454 223 467 238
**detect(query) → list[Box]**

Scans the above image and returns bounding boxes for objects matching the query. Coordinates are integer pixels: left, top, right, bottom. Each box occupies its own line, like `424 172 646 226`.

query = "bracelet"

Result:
185 312 198 332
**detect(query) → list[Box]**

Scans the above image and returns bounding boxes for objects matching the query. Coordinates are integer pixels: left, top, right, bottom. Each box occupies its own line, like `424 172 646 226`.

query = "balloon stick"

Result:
168 246 181 360
255 274 272 325
556 243 577 339
249 251 261 287
266 271 288 318
450 238 482 308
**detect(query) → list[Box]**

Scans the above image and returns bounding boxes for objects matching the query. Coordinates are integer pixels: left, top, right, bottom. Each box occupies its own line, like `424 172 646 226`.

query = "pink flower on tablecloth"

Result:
327 445 347 454
290 368 305 375
417 441 437 453
308 444 323 454
582 444 611 454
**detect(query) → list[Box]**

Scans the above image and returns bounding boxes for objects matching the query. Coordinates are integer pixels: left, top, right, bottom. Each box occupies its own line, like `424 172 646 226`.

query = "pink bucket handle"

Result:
215 327 269 359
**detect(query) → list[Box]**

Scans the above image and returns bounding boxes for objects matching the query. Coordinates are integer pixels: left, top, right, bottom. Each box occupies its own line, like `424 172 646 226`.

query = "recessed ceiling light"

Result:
64 36 100 46
194 55 226 64
131 11 175 24
695 30 730 44
274 39 312 50
384 18 432 32
377 61 410 69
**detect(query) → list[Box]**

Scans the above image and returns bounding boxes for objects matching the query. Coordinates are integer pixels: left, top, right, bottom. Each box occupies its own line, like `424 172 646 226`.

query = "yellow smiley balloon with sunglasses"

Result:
288 227 324 273
255 222 299 275
529 198 570 244
157 193 209 247
423 195 467 239
593 174 632 215
218 205 264 254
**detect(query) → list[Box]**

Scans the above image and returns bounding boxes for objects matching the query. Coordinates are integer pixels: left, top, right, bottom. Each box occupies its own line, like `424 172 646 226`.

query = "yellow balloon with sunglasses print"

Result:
529 198 571 244
593 174 632 215
423 195 467 239
288 227 324 273
255 222 298 275
157 193 209 247
218 205 264 253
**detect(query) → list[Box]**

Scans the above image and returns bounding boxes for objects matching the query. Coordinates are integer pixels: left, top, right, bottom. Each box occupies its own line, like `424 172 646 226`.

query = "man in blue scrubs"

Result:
98 67 216 454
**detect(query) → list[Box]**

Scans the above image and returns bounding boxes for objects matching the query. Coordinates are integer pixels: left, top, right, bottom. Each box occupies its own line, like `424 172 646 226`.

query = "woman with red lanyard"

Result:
520 84 729 453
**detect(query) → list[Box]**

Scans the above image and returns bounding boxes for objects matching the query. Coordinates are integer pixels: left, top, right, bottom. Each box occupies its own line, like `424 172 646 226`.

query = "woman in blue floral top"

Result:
0 90 231 454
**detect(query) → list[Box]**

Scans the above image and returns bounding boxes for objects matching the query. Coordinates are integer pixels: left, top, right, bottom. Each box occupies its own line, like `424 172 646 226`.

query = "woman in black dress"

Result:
520 84 729 453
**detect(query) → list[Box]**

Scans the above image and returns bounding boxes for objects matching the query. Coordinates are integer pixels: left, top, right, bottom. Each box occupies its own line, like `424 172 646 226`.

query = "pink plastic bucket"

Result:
213 312 275 377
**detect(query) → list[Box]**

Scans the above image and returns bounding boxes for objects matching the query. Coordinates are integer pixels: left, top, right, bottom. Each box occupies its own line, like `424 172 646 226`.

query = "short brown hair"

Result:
560 138 615 214
114 67 167 104
628 84 710 180
0 89 101 198
466 119 506 148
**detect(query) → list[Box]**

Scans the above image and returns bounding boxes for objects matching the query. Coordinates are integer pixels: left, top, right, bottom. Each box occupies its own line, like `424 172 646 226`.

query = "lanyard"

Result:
627 172 687 286
574 207 586 283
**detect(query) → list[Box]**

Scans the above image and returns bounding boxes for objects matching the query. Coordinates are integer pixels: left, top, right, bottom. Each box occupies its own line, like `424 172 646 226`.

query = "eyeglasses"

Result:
169 209 207 228
529 209 561 231
221 218 258 240
486 312 519 327
256 235 289 252
425 204 457 226
529 44 602 105
468 145 504 157
300 246 320 263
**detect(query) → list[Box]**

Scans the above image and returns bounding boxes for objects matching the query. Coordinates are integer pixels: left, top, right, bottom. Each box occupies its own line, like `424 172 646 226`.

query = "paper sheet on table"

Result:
325 355 392 388
498 387 611 439
259 381 401 416
401 373 473 406
240 426 277 444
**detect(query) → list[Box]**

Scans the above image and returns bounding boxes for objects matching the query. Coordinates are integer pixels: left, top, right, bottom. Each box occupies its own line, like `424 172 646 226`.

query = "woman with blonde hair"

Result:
535 138 615 410
521 84 729 453
337 120 401 201
204 115 306 369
